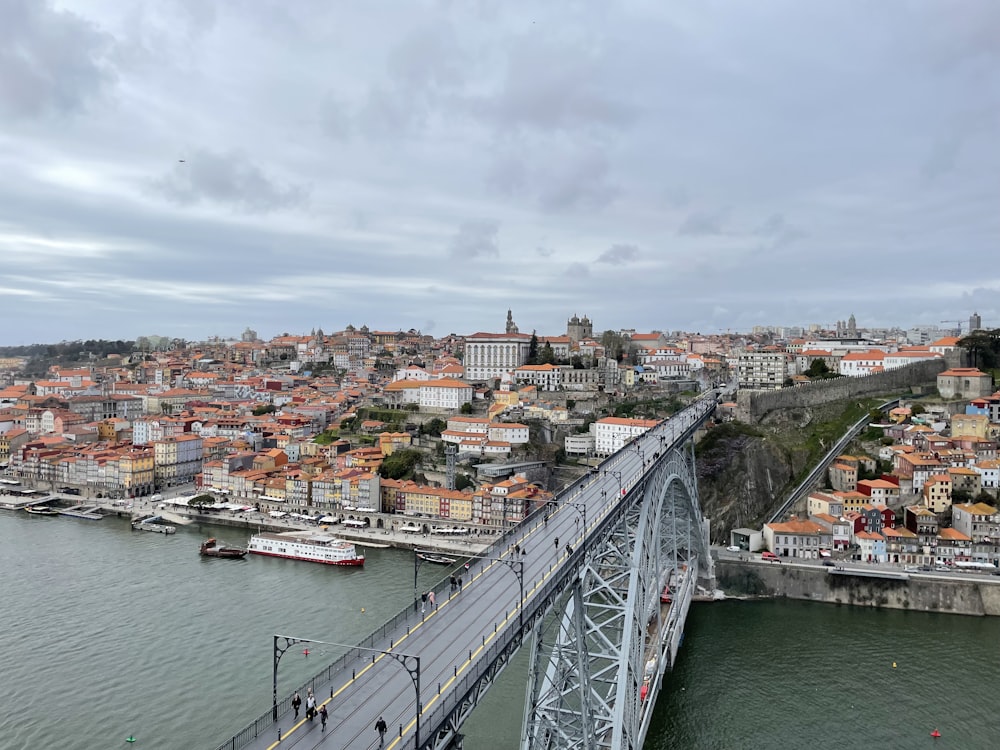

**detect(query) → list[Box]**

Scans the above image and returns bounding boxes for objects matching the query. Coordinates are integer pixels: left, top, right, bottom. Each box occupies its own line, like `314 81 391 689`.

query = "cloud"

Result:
0 0 116 119
565 262 590 279
755 213 806 249
448 220 499 260
480 36 634 133
677 208 729 237
596 244 639 265
151 150 309 213
536 246 554 258
537 149 619 213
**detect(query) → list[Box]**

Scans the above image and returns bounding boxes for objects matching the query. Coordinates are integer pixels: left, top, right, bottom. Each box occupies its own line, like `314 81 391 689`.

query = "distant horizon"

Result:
0 317 983 351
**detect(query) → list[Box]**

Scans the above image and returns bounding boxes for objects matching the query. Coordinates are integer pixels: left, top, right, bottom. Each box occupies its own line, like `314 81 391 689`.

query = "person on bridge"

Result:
292 691 301 719
319 703 328 730
375 716 388 747
554 537 559 550
306 691 317 721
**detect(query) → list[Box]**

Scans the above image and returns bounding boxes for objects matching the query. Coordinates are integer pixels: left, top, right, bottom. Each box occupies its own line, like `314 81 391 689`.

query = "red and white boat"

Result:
248 530 365 567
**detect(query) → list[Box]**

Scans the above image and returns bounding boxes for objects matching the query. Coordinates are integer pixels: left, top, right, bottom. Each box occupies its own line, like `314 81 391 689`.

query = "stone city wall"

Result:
735 357 951 423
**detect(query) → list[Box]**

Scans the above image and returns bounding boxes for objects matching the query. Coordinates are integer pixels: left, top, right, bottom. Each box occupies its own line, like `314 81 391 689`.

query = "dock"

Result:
60 505 104 521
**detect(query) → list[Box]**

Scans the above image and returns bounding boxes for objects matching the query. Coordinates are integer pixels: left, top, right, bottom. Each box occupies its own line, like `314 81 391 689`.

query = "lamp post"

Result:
272 634 422 745
467 554 525 629
605 469 624 499
546 499 587 540
634 442 646 468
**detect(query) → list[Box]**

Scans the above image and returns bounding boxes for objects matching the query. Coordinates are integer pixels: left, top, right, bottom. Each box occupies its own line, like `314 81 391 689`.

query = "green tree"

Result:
378 449 422 480
422 418 446 437
189 494 216 511
527 332 539 365
974 490 997 507
540 342 555 365
959 328 1000 370
460 402 473 415
600 330 626 362
455 473 475 491
253 404 277 416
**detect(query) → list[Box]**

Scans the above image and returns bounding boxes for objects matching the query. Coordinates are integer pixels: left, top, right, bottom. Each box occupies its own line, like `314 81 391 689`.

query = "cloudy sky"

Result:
2 0 998 345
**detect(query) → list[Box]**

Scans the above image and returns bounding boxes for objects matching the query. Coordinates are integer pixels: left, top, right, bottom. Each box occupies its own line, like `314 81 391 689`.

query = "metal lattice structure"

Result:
523 436 712 750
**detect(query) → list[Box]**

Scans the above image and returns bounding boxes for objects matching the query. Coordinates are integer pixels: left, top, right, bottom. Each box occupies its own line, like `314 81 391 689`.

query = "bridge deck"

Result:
221 405 711 750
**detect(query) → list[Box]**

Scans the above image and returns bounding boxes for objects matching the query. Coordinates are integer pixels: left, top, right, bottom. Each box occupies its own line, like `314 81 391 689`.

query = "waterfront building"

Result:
763 518 830 559
854 530 887 563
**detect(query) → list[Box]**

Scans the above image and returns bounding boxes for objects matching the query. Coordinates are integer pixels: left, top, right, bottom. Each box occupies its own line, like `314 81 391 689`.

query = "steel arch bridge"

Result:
218 396 717 750
521 423 713 749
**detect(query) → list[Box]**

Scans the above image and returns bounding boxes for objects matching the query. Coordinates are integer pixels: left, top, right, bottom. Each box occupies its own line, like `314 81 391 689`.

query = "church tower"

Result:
505 309 519 335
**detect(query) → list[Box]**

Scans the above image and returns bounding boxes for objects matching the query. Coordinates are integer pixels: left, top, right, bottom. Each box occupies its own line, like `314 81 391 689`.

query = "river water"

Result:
2 511 998 750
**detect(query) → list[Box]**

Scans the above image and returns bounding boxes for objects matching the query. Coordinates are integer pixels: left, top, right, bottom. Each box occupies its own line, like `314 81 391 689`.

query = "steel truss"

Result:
522 436 711 750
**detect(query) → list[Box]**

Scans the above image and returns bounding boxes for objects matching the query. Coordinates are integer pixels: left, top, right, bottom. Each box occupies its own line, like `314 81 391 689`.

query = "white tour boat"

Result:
247 530 365 567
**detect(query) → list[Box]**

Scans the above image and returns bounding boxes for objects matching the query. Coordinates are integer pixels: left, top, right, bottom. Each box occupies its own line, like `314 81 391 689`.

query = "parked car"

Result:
761 551 780 562
726 545 741 553
822 560 836 567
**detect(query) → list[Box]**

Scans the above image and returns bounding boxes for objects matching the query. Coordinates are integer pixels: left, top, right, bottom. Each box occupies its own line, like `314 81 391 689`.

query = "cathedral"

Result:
567 313 593 343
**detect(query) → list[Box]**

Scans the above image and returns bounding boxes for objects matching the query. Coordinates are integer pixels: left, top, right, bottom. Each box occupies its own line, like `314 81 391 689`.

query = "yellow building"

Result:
378 432 412 456
119 450 155 495
951 414 990 440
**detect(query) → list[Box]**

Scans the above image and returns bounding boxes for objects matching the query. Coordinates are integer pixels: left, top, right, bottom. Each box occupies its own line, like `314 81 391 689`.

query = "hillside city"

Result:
1 310 998 567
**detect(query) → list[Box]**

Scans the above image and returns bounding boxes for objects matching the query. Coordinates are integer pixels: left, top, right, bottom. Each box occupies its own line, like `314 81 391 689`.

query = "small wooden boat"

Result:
418 553 457 565
200 538 247 559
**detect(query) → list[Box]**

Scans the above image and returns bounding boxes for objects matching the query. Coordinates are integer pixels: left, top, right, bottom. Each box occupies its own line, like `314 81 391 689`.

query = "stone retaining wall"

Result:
717 559 1000 616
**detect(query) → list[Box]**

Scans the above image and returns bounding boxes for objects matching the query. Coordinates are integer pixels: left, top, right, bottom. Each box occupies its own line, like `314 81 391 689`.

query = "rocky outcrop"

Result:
697 424 804 542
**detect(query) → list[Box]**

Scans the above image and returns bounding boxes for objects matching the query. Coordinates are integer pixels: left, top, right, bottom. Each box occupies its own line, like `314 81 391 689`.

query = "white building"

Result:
839 350 886 377
463 332 532 382
565 433 596 456
763 519 829 558
736 351 789 390
512 363 563 391
594 417 660 456
973 460 1000 490
417 379 473 410
488 423 530 444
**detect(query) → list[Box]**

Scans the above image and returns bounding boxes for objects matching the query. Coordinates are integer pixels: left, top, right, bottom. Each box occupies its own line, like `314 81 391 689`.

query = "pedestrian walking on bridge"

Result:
319 703 327 730
292 691 301 719
375 716 388 748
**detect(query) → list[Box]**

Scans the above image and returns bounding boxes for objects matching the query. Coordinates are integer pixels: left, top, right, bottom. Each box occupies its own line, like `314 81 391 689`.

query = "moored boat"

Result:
25 505 60 516
418 553 457 565
248 531 364 566
132 515 177 534
199 538 247 559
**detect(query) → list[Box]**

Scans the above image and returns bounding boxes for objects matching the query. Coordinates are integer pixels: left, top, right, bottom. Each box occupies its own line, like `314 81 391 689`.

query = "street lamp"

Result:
605 469 624 499
546 499 587 541
466 554 525 629
272 634 422 744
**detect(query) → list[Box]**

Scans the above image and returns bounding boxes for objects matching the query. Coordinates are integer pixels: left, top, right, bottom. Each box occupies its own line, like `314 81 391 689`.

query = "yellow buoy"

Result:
892 662 897 668
361 608 366 613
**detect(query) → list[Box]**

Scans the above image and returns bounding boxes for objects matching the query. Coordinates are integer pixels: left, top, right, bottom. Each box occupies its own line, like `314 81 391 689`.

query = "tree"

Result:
455 474 475 491
974 490 997 507
189 494 216 511
378 449 422 480
959 328 1000 370
460 402 473 415
422 418 446 437
253 404 277 416
527 332 539 365
540 342 555 365
571 355 585 369
600 330 626 362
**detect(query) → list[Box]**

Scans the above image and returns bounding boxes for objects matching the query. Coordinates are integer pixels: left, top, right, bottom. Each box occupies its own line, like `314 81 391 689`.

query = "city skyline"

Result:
2 1 998 345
